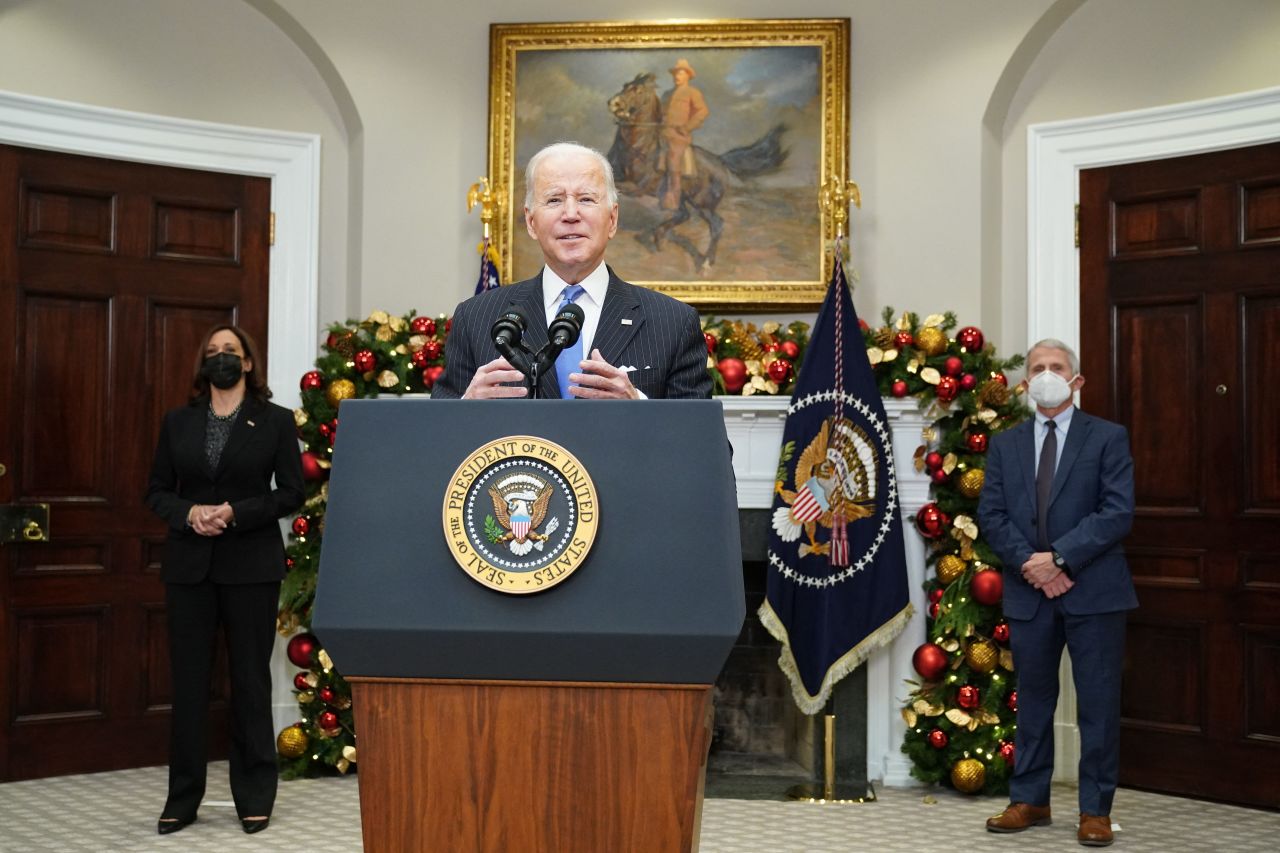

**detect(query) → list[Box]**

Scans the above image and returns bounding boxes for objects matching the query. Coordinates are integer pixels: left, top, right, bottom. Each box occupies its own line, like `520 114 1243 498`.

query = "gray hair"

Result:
1028 338 1080 375
524 142 618 209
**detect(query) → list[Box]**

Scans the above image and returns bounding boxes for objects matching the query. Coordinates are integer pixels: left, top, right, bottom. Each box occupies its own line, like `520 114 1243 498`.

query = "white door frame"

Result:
1026 83 1280 782
0 89 320 408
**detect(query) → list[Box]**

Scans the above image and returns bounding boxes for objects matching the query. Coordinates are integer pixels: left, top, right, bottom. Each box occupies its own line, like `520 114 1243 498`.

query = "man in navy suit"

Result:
979 339 1136 848
433 142 710 401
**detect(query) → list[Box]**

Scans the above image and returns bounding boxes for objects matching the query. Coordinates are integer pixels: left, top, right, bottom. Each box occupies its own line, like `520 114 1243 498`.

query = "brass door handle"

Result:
1215 384 1228 396
23 520 43 541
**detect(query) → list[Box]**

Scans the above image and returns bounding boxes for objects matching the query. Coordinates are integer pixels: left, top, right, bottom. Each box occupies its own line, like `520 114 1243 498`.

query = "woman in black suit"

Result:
146 325 304 836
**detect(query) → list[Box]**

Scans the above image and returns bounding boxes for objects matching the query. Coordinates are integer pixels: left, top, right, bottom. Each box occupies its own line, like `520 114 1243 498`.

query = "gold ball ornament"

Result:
936 554 966 586
950 757 986 793
965 639 999 674
957 468 986 499
916 326 947 357
276 724 308 759
325 378 357 408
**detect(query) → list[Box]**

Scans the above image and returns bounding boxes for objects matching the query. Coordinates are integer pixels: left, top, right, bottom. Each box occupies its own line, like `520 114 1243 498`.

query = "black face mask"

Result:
201 352 244 390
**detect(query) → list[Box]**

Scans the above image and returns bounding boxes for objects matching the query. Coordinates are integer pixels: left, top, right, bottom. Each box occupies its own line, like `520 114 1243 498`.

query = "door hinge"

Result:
1074 204 1080 248
269 212 276 246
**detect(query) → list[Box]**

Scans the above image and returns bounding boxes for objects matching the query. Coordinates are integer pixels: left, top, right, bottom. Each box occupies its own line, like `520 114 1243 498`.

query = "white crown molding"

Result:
0 89 320 409
1027 85 1280 352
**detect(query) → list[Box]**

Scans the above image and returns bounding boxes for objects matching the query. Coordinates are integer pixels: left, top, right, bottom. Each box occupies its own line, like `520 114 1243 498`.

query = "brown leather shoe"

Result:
986 802 1052 832
1078 814 1114 847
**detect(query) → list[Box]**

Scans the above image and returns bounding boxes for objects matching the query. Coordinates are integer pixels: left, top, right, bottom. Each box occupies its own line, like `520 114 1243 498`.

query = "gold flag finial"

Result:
466 177 503 241
820 176 862 240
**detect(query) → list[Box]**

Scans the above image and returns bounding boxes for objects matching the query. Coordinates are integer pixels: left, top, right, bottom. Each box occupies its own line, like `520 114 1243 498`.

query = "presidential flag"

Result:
475 236 501 294
759 246 912 713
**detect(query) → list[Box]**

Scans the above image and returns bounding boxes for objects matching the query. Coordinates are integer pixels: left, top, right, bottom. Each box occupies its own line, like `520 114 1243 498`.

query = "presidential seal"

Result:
443 436 599 594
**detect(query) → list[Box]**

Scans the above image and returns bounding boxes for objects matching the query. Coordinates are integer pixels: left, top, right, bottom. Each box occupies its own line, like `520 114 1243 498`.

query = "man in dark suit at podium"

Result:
432 142 711 401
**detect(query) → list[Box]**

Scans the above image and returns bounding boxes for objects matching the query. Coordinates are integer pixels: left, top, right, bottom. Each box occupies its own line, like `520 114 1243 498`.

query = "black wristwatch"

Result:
1052 551 1069 575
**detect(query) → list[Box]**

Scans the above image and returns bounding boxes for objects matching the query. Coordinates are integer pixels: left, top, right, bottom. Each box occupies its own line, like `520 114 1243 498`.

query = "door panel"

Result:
1080 141 1280 808
0 144 269 780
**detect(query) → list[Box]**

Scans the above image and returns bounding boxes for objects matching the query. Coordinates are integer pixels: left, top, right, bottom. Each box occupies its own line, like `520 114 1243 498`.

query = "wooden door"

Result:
0 145 271 780
1079 142 1280 808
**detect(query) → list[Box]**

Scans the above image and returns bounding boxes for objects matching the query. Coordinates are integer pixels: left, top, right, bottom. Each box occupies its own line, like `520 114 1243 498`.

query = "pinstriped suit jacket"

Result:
432 267 712 400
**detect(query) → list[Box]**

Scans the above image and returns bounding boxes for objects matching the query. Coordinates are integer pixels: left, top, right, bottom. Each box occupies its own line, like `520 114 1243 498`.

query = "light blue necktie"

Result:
553 285 585 399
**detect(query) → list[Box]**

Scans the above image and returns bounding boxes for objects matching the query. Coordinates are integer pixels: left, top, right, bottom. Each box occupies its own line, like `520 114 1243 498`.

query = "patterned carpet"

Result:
0 762 1276 852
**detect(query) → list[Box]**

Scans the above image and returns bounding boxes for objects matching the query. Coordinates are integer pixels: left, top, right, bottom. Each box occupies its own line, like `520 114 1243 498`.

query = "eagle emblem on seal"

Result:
487 474 561 556
772 416 878 558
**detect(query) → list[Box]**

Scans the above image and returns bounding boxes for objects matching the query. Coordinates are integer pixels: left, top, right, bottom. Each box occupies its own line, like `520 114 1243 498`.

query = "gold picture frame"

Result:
487 18 850 311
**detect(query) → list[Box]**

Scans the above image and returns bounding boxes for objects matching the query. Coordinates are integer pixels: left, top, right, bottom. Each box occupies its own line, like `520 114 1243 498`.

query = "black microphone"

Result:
548 303 585 350
491 308 533 377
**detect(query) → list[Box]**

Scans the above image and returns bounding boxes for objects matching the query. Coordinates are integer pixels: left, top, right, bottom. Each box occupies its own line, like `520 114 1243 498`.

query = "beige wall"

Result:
2 0 1278 361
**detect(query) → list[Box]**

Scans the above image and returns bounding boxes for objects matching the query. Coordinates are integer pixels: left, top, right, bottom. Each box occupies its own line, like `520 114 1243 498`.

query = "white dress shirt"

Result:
540 262 609 356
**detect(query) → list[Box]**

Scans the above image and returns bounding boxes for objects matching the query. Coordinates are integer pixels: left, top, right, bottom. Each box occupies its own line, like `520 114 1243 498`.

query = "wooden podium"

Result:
313 400 744 853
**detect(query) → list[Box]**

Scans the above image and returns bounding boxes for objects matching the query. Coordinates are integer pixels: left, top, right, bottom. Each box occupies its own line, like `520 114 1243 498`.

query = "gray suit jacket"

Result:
432 268 712 400
978 409 1137 619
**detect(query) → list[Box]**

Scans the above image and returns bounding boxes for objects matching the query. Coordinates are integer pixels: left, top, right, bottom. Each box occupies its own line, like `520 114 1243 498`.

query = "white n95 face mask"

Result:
1027 370 1074 407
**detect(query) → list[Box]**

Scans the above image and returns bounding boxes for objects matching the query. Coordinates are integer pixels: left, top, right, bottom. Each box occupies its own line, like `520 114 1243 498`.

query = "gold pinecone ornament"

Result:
950 757 986 793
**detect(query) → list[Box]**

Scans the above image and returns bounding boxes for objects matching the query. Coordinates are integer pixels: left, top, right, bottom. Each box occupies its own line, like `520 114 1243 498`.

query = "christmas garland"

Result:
274 306 1027 786
861 308 1029 795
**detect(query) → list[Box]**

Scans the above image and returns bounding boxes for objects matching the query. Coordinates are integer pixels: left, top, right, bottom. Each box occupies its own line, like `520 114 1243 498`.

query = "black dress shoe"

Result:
241 817 270 834
156 816 195 835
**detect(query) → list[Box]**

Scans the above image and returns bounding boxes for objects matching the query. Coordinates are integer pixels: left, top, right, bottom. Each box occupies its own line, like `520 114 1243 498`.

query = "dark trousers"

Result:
162 579 280 820
1009 597 1127 815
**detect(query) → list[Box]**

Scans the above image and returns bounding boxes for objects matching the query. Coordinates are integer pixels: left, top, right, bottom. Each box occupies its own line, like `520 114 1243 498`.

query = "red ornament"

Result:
858 317 870 331
410 316 436 336
317 710 339 731
300 370 324 391
422 365 445 390
444 317 452 333
286 557 295 570
971 569 1004 606
300 451 326 481
325 332 340 349
928 729 949 749
893 330 914 349
1000 740 1016 766
421 340 442 361
928 601 939 619
704 332 717 354
929 587 945 604
992 621 1010 643
956 326 985 352
912 642 949 681
354 349 377 373
944 356 964 377
891 379 909 398
286 633 318 668
959 373 978 391
411 349 430 368
924 451 944 470
935 375 959 402
762 342 780 354
318 686 337 704
957 685 980 710
965 432 989 454
766 358 792 383
930 467 949 485
317 422 332 439
717 357 748 394
915 502 947 539
1007 690 1018 712
780 340 800 360
293 672 311 691
990 371 1008 386
291 516 310 537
